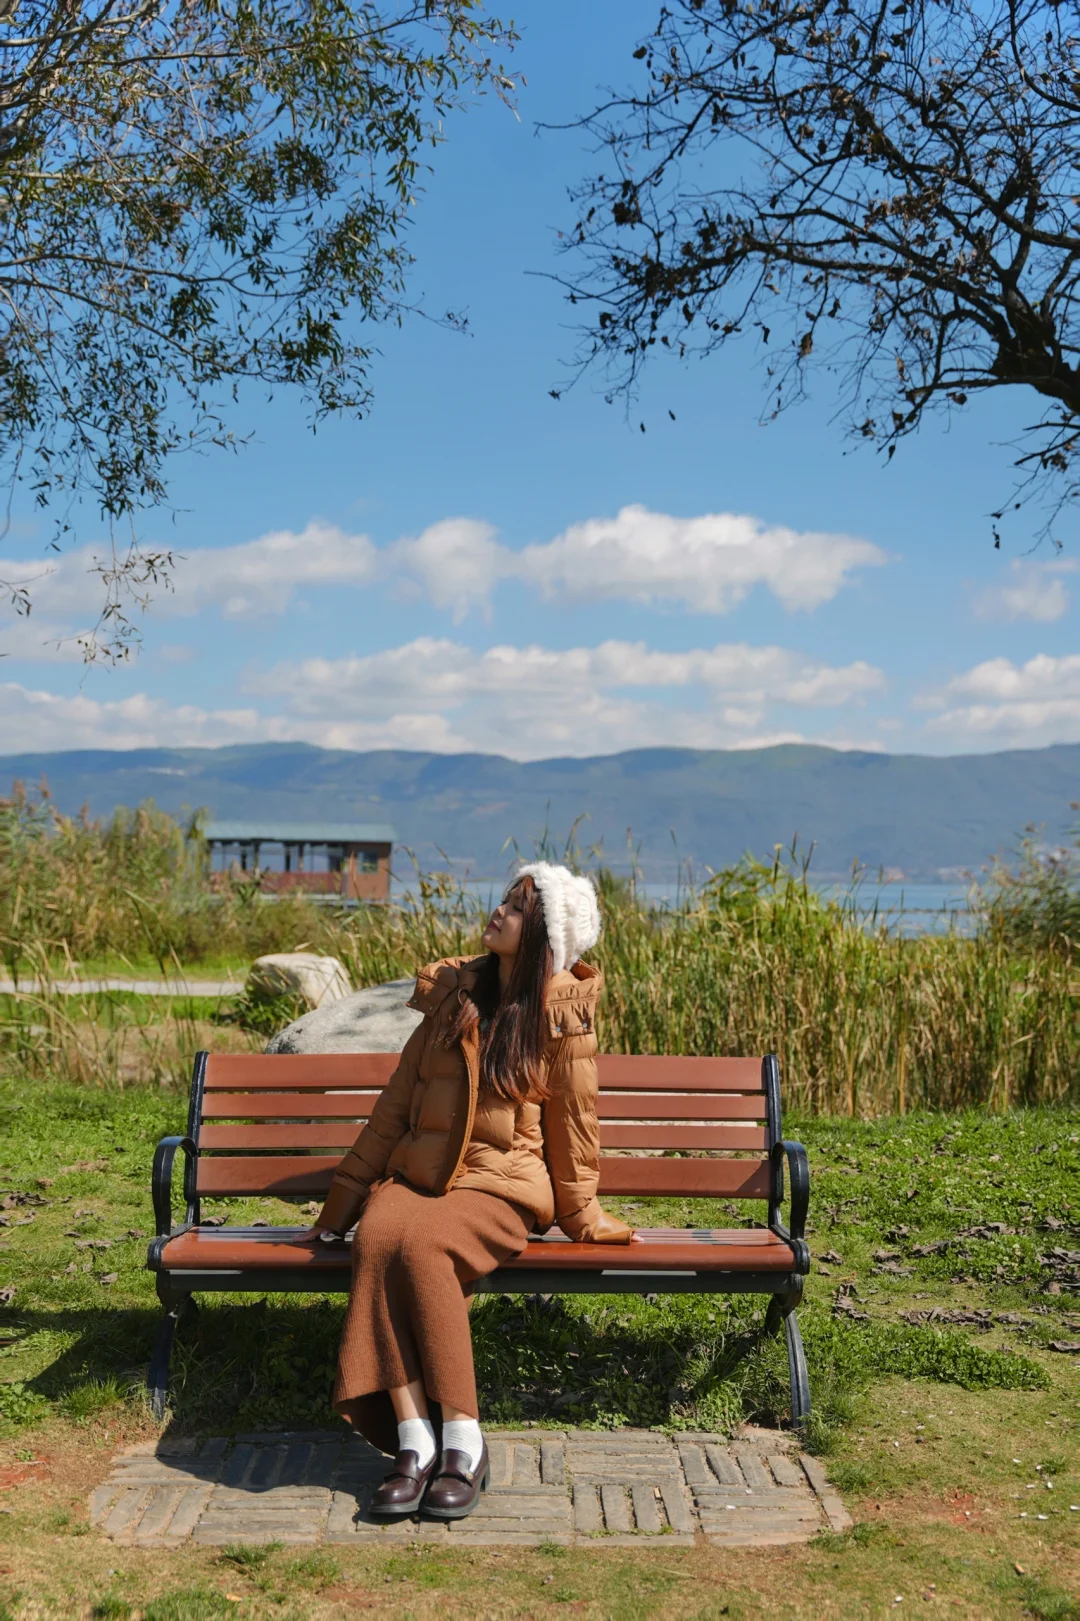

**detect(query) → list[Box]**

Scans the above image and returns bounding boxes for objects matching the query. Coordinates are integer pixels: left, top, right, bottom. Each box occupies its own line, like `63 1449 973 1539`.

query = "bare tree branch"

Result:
560 0 1080 537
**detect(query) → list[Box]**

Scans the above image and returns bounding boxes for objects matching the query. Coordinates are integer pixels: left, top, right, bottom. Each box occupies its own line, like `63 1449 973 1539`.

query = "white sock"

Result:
441 1417 484 1472
397 1417 436 1468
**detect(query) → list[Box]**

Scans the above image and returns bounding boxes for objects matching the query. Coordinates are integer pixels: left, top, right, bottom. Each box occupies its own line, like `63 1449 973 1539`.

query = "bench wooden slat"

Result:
598 1094 766 1121
200 1123 381 1149
204 1054 399 1089
197 1121 771 1152
198 1156 341 1195
201 1090 767 1123
159 1227 796 1273
597 1056 763 1091
201 1092 385 1120
195 1153 772 1200
598 1158 770 1198
202 1053 765 1093
600 1123 768 1150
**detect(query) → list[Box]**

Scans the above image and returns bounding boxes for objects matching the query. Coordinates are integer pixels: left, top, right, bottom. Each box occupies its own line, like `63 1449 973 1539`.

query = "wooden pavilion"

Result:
204 821 395 902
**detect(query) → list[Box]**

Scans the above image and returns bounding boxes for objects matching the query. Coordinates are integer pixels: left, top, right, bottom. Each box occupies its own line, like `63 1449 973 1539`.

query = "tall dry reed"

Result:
596 854 1077 1114
1 787 1075 1111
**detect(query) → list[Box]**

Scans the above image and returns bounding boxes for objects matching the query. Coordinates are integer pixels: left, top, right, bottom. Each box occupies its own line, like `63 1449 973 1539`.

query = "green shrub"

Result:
0 1381 50 1426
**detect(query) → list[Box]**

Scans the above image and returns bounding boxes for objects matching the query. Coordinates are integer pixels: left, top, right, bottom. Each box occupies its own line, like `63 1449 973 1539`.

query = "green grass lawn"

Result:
0 1079 1078 1619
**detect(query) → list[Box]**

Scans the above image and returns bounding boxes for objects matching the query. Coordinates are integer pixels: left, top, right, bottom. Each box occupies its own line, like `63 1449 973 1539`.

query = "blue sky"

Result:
2 0 1077 759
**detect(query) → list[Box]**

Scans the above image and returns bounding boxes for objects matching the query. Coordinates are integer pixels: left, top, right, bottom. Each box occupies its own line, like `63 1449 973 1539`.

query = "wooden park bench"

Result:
147 1052 811 1425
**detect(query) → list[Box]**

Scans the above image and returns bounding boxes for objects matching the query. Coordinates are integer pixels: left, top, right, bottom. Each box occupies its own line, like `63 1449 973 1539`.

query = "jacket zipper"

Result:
435 1022 480 1195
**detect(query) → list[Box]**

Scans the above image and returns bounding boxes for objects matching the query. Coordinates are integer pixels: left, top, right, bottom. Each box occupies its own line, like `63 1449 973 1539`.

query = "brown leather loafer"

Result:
368 1449 438 1518
421 1443 490 1520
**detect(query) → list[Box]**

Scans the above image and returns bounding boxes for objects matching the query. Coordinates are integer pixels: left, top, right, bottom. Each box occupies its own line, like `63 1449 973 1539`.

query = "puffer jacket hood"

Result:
316 954 613 1241
406 952 602 1027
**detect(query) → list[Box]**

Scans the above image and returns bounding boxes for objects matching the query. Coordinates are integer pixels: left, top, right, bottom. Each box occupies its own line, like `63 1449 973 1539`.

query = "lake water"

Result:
389 877 976 935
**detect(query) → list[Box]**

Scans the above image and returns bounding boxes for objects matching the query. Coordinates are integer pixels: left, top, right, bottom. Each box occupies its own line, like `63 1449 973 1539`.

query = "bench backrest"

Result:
186 1051 783 1211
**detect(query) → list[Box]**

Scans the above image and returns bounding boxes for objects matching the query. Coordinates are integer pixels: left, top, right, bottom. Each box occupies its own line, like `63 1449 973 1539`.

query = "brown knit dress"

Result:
333 1178 534 1456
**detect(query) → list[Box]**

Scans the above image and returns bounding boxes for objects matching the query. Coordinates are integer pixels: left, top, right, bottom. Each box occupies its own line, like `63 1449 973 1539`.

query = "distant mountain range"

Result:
1 742 1076 881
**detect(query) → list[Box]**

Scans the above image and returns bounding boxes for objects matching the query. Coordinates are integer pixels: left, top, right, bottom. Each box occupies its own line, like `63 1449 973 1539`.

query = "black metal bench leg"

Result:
764 1278 811 1429
783 1307 811 1428
148 1282 193 1420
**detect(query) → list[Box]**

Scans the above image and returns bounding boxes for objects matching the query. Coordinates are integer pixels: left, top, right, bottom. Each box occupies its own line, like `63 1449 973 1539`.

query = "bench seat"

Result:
156 1224 800 1278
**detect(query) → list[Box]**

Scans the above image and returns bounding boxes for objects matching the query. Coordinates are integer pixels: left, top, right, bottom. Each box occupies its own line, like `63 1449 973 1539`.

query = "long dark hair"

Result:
448 875 553 1103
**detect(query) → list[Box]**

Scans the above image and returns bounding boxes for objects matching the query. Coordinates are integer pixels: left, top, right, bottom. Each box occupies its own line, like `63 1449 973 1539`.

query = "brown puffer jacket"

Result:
315 955 632 1242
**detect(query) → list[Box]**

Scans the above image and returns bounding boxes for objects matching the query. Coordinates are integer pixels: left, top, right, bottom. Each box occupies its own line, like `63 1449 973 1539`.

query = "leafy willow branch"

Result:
0 0 515 657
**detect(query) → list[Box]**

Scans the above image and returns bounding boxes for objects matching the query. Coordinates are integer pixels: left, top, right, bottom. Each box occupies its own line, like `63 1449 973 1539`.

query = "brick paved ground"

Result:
89 1428 851 1549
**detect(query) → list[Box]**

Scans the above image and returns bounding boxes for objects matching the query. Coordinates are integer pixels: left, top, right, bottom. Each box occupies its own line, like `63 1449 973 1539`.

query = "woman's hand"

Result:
296 1225 340 1243
586 1209 635 1245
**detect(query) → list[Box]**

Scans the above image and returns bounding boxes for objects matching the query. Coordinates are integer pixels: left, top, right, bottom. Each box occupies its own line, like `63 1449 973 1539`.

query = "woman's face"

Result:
482 883 525 959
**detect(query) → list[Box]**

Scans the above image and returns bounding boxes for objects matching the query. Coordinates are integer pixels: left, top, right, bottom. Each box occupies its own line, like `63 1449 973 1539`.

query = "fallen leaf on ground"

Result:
832 1294 870 1322
99 1273 118 1286
1048 1340 1080 1353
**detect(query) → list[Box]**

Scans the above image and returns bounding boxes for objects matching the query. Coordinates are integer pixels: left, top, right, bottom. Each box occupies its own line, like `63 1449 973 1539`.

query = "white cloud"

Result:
0 637 885 757
167 522 376 619
0 616 89 663
387 519 504 620
973 559 1077 623
518 505 885 614
390 504 886 617
1 522 377 656
248 636 885 757
2 504 885 660
921 652 1080 746
0 682 271 753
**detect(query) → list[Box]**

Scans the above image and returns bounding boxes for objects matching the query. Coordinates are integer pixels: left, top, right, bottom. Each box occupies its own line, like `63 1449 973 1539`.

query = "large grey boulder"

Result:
265 977 422 1054
247 952 351 1010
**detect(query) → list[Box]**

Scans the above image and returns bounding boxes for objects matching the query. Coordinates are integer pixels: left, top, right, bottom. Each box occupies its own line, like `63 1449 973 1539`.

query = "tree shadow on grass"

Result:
4 1290 792 1436
4 1298 345 1432
471 1291 788 1432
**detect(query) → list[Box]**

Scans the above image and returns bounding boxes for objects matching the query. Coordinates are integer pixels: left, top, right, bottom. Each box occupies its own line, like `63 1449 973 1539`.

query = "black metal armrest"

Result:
152 1135 198 1238
769 1139 810 1271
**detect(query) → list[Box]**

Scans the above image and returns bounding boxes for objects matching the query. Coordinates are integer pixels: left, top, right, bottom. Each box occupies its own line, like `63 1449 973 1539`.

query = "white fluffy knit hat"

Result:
515 861 601 975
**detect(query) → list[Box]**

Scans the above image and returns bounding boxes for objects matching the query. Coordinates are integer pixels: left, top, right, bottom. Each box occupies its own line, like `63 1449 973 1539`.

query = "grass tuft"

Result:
217 1541 281 1569
59 1376 127 1424
90 1599 134 1620
140 1591 235 1621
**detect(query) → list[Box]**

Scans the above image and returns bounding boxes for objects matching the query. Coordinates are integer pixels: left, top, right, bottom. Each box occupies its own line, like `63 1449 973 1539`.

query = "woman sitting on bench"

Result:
301 862 634 1521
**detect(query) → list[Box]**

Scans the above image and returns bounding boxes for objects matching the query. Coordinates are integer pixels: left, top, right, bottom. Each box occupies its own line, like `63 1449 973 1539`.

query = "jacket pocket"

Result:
545 1005 595 1039
471 1095 515 1153
417 1074 460 1134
